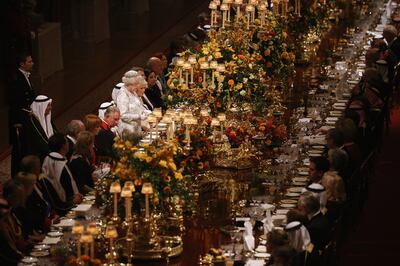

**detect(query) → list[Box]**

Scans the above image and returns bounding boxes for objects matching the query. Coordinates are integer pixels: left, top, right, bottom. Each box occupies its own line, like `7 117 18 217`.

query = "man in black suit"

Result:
298 192 331 266
8 53 36 175
95 106 120 162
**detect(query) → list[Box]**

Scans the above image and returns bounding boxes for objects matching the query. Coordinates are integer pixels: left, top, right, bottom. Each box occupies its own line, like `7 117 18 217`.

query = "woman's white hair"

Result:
122 70 148 87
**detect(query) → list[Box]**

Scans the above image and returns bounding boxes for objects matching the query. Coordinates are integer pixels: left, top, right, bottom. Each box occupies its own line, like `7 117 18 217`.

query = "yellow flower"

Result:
281 51 289 60
232 54 238 60
159 160 168 168
145 156 153 163
214 52 222 59
168 161 177 171
236 83 243 89
282 32 288 39
217 75 225 82
201 47 209 55
152 194 159 205
198 57 206 63
134 152 147 161
174 172 183 180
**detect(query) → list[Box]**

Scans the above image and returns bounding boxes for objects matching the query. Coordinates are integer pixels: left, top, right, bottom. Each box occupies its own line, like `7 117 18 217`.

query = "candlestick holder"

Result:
72 222 84 265
105 224 119 266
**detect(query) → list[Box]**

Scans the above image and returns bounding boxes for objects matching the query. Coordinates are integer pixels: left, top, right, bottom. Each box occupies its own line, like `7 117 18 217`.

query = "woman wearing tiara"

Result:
116 70 151 137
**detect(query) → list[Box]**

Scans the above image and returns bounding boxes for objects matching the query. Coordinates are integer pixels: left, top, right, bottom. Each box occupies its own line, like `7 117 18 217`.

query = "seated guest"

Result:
65 120 85 161
153 52 169 76
69 131 96 194
12 172 46 242
21 95 56 162
266 229 289 266
270 245 297 266
83 114 101 164
116 70 151 136
147 57 166 95
326 128 344 150
144 68 164 110
321 171 346 224
336 118 362 176
19 156 60 232
285 221 311 253
83 114 101 136
308 156 330 184
42 133 83 211
0 197 23 265
111 82 124 102
297 192 331 255
20 155 79 216
286 209 308 225
1 180 32 254
95 106 120 162
98 102 114 121
328 148 349 181
305 183 327 211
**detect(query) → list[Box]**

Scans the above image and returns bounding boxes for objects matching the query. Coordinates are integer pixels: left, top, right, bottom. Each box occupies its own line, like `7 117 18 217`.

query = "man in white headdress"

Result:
285 221 312 253
21 95 56 161
42 133 83 207
111 83 124 102
98 102 114 121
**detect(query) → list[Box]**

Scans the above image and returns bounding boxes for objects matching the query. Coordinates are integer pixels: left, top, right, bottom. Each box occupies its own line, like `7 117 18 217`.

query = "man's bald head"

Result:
147 57 163 75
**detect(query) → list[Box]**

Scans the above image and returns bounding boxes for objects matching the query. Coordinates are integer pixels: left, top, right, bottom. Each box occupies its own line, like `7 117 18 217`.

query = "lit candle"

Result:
216 63 226 73
209 2 217 27
281 0 288 18
72 222 84 259
245 4 253 29
153 108 162 142
176 57 185 85
295 0 301 16
147 114 157 142
217 113 226 134
272 0 279 16
80 232 93 256
188 55 196 83
87 223 98 260
210 61 218 88
109 181 121 222
121 187 132 221
211 118 220 142
235 0 243 23
105 225 118 264
162 115 173 140
224 0 233 22
259 4 267 27
141 183 154 219
200 62 209 85
220 3 229 28
183 61 191 88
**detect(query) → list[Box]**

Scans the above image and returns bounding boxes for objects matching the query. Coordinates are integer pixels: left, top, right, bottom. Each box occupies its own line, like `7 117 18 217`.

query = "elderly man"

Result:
65 120 85 160
298 192 331 265
95 106 120 162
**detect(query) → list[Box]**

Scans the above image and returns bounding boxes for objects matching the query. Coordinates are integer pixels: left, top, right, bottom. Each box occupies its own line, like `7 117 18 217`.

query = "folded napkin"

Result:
72 204 92 212
42 236 61 245
54 218 75 227
243 221 255 251
245 259 265 266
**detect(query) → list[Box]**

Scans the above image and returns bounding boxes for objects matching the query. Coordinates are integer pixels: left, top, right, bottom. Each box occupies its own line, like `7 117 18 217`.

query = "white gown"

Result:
116 87 150 136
